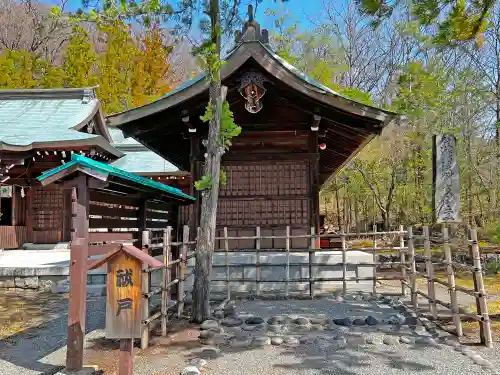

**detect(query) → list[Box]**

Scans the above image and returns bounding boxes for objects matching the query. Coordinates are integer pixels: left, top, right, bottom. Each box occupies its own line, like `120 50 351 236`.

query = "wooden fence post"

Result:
442 225 462 337
285 226 290 298
399 225 407 296
161 226 172 337
470 228 493 348
223 227 230 300
408 226 418 309
309 226 315 298
141 230 150 350
372 224 377 295
424 226 437 319
341 231 347 295
256 227 261 297
178 225 189 318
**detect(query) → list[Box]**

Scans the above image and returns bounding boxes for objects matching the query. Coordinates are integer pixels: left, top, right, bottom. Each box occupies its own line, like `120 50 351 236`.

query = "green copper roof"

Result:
107 127 180 173
0 89 101 146
110 150 179 173
37 154 194 202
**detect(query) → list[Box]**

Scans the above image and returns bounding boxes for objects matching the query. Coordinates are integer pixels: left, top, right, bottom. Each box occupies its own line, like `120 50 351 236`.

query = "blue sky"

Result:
39 0 324 30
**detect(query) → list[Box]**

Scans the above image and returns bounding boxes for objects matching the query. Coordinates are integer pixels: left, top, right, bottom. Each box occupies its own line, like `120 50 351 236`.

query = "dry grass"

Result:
0 290 67 339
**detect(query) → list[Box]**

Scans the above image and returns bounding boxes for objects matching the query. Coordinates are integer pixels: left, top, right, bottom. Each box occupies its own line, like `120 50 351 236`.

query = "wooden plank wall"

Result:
32 185 64 243
0 226 28 249
88 192 177 256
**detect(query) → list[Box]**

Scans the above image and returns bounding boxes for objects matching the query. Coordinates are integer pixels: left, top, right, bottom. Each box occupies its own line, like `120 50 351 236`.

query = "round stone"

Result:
271 337 284 345
383 336 400 345
334 317 353 327
268 316 288 325
201 320 219 330
189 358 208 369
365 335 382 345
253 336 271 346
221 317 243 327
347 334 366 345
267 324 283 332
399 336 415 344
335 295 344 302
284 336 300 346
242 325 257 331
294 317 310 326
384 314 406 325
199 347 220 359
310 317 329 325
353 318 366 326
246 316 265 325
224 305 236 317
199 330 215 339
415 337 439 347
181 366 201 375
299 335 315 344
365 316 379 326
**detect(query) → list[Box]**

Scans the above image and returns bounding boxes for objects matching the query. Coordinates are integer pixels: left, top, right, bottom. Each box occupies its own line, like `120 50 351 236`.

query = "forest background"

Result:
2 0 499 240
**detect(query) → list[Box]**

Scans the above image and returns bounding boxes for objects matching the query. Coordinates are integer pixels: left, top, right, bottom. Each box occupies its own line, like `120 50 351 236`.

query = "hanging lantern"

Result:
319 143 326 150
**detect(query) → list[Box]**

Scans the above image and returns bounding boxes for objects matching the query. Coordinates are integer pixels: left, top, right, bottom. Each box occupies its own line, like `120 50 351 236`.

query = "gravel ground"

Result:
1 289 500 375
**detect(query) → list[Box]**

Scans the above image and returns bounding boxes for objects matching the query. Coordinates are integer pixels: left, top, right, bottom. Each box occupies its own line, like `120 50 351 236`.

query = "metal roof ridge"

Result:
0 87 99 101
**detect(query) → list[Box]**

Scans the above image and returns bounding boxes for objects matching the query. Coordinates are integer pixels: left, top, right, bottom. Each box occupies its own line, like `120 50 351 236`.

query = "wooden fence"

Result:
133 223 492 348
139 225 196 349
404 225 493 348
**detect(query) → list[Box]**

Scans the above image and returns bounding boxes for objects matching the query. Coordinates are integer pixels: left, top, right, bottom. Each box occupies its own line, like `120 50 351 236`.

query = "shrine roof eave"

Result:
0 136 124 158
37 153 195 204
106 41 398 129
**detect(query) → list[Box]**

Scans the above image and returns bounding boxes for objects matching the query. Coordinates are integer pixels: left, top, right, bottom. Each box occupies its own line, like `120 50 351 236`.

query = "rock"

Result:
201 320 220 331
221 317 243 327
180 366 200 375
198 347 221 359
189 358 207 369
353 318 366 326
415 337 439 347
51 279 69 294
213 333 232 345
230 337 252 348
310 317 329 325
365 335 382 345
383 336 400 345
0 278 15 288
294 317 310 326
310 324 324 331
267 324 283 333
199 330 215 339
384 314 406 325
213 310 225 319
299 335 315 344
245 316 264 325
399 336 415 344
268 316 286 325
224 304 236 317
253 336 270 346
284 336 300 346
335 295 344 302
14 276 38 289
443 337 460 347
38 279 53 292
334 317 353 327
365 316 379 326
271 337 284 345
242 325 257 331
404 316 419 326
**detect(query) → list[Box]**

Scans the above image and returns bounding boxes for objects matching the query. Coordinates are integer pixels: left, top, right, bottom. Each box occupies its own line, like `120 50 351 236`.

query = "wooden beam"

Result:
311 115 321 131
66 174 89 372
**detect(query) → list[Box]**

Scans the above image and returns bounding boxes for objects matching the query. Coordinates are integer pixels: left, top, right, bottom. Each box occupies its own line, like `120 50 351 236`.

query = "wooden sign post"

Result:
88 245 163 375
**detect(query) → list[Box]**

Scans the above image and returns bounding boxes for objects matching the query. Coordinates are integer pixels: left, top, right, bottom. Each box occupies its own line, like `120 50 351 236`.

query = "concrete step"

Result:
22 242 70 250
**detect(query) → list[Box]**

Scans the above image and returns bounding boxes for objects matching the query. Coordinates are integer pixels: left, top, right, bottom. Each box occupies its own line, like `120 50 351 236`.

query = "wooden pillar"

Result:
308 131 320 248
66 174 89 372
137 199 147 248
26 186 33 243
190 135 202 233
119 338 134 375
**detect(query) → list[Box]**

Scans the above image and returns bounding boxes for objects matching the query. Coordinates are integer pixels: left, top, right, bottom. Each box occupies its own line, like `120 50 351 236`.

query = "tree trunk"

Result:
192 0 223 323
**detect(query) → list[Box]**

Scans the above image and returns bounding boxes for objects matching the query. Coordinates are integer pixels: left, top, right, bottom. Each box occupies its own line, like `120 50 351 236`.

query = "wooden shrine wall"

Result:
32 185 65 243
88 191 178 256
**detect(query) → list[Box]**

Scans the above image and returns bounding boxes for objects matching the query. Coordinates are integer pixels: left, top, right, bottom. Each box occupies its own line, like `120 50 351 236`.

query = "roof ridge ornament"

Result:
234 4 269 45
